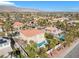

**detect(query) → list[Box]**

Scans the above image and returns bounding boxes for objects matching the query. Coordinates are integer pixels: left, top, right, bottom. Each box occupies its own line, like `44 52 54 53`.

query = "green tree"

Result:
37 18 51 26
65 30 75 46
25 41 38 58
25 40 48 58
55 20 68 31
44 32 54 39
37 47 48 58
3 13 13 36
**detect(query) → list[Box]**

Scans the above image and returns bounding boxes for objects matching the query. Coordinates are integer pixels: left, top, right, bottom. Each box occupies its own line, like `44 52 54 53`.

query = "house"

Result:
0 17 6 22
0 37 12 56
13 21 23 31
68 20 79 23
45 26 63 35
0 20 4 32
51 27 65 41
45 26 64 41
51 27 63 35
53 17 69 22
19 29 48 48
67 20 79 26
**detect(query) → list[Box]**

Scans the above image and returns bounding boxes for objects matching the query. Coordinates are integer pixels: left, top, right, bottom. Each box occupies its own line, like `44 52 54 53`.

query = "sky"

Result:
1 1 79 11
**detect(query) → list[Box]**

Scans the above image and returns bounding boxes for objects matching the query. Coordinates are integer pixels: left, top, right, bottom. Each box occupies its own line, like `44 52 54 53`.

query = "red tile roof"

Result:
13 22 23 27
20 29 44 37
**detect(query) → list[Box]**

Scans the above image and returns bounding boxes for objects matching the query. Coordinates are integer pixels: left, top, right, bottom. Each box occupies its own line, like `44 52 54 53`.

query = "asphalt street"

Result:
64 43 79 58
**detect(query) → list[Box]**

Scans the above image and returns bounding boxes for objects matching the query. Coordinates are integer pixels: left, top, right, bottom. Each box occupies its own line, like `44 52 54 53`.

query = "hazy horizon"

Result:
0 1 79 12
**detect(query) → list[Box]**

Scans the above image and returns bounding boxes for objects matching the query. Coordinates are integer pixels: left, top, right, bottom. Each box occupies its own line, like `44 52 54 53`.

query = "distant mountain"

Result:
0 5 42 12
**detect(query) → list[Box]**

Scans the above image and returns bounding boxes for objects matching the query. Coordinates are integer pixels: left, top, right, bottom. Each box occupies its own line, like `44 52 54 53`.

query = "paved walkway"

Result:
0 46 12 57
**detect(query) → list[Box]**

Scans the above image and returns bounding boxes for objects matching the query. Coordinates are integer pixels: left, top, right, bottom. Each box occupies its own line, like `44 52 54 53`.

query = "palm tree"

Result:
37 18 49 26
37 47 48 58
65 30 74 47
44 32 54 39
25 40 38 58
45 33 59 50
50 38 59 48
25 40 48 58
76 31 79 38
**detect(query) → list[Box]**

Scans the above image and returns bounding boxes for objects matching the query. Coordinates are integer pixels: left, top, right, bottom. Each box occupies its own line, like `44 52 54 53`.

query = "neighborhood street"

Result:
64 43 79 58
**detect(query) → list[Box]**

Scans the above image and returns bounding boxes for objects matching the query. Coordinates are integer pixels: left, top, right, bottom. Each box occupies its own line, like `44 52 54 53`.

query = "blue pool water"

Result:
58 34 65 41
37 40 48 47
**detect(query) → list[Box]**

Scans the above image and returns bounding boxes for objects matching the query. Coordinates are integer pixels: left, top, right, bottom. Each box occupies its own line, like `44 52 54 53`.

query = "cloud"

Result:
0 1 16 6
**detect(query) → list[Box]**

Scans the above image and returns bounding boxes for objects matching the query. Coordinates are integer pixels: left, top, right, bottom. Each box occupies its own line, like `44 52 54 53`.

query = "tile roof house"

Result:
19 29 48 48
13 21 23 31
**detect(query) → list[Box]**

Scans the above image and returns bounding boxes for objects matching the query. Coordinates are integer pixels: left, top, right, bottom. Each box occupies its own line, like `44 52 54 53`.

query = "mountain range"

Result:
0 5 42 12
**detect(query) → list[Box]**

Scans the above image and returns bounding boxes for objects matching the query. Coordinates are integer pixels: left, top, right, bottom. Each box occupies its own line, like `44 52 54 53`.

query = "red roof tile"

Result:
13 22 23 27
20 29 44 37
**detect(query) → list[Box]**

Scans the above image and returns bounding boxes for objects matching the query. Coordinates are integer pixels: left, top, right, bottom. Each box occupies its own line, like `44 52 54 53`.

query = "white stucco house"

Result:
0 37 12 56
19 29 48 48
45 26 63 35
45 26 64 41
53 17 69 22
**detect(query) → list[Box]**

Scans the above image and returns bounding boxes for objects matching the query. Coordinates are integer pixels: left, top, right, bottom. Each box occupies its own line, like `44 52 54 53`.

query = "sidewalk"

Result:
48 39 79 58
